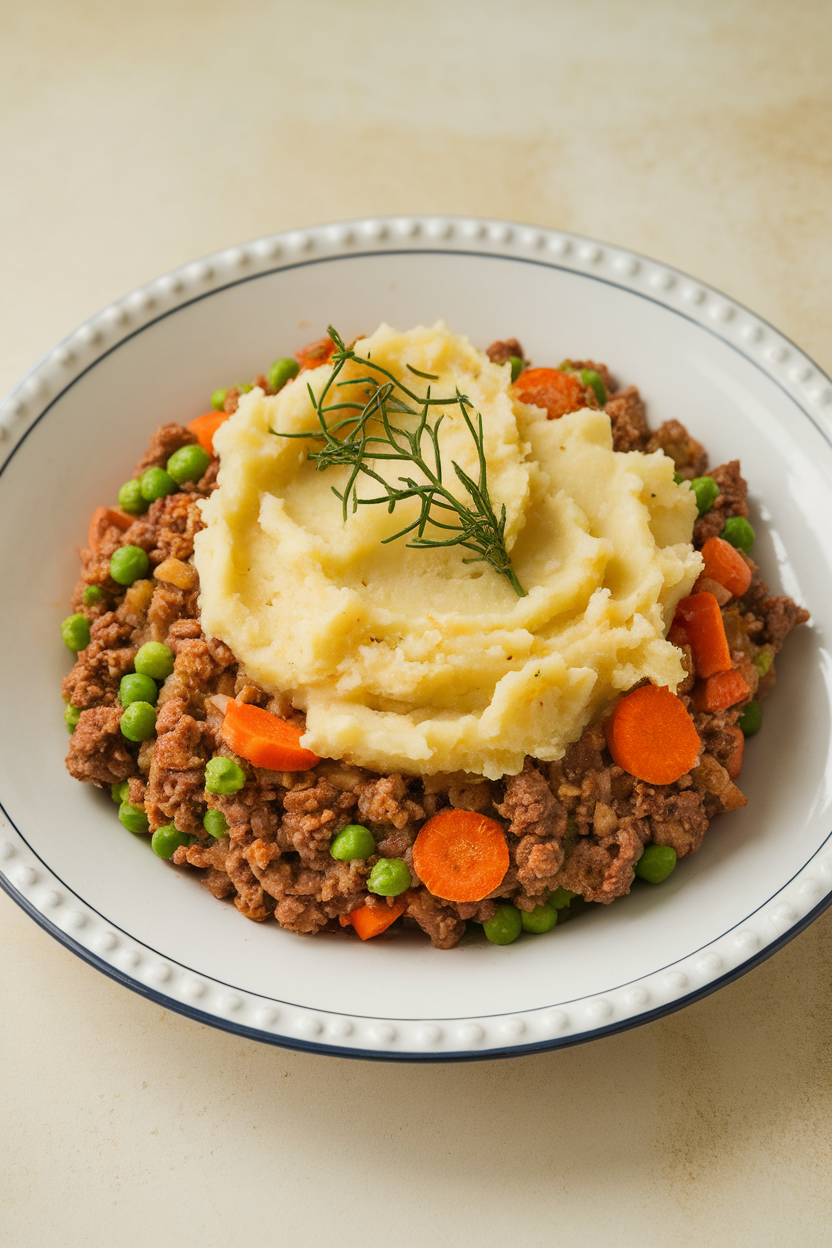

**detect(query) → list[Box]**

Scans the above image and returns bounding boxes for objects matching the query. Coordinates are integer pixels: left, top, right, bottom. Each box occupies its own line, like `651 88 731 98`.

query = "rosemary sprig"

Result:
272 327 525 597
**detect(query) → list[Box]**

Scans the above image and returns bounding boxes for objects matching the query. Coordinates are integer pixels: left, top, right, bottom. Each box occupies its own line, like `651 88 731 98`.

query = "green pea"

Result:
267 357 300 392
753 649 773 678
204 756 246 795
238 383 253 395
721 516 755 553
367 857 412 897
483 903 523 945
117 479 149 515
330 824 376 861
580 368 607 406
548 887 576 909
690 476 719 516
211 388 228 411
83 584 104 606
119 672 158 707
521 902 558 934
508 355 524 383
111 779 130 804
167 443 211 485
151 824 191 859
119 800 149 834
673 472 684 485
634 844 677 884
739 699 762 737
203 808 229 839
139 466 178 502
109 545 150 586
61 613 90 652
64 702 81 733
134 642 175 680
120 701 157 742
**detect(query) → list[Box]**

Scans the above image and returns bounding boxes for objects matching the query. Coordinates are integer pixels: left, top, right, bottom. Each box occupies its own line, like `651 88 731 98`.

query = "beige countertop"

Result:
2 2 832 1244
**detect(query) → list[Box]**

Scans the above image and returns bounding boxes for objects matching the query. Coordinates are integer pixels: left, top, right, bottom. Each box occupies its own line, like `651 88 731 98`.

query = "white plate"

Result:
1 217 831 1061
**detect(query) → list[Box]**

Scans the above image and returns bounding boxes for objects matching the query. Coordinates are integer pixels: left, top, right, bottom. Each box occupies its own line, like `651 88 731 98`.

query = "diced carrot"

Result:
692 670 751 713
700 537 752 598
604 684 700 786
87 506 133 553
674 593 732 678
724 725 745 780
296 336 336 372
340 896 407 940
512 367 589 420
187 411 228 456
221 701 321 771
411 809 510 903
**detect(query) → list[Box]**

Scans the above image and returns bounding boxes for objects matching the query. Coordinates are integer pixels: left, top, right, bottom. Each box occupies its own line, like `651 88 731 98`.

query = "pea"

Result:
61 613 90 652
483 903 523 945
139 466 178 502
111 779 130 804
118 800 149 834
267 357 300 392
753 649 773 678
151 824 191 859
117 479 149 515
120 701 157 742
634 844 677 884
508 355 524 383
330 824 376 861
548 887 576 909
83 584 104 606
690 476 719 516
203 808 229 839
211 388 228 411
367 857 412 897
721 516 755 553
739 699 762 737
167 443 211 485
119 672 158 707
204 756 246 795
109 545 150 586
580 368 607 406
64 702 81 733
674 472 684 485
238 383 253 395
134 641 175 680
521 902 558 934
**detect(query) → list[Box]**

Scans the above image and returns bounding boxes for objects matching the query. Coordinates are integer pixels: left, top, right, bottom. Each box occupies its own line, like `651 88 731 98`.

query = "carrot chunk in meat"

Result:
221 701 321 771
512 367 588 420
340 896 407 940
296 335 336 372
412 809 510 903
87 506 133 553
604 684 701 785
700 536 752 598
674 593 732 678
692 670 751 713
187 411 228 456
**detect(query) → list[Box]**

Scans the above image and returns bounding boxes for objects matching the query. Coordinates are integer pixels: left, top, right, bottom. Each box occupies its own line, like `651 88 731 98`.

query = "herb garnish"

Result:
272 328 525 597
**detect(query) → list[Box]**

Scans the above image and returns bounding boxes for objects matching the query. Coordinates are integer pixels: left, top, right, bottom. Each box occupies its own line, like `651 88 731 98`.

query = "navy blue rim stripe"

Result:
1 240 830 1057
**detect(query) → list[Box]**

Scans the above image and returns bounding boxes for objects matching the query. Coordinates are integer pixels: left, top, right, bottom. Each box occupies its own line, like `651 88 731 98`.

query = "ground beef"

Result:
62 351 809 949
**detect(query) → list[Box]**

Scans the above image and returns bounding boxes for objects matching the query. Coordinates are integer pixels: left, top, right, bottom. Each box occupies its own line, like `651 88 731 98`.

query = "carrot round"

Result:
700 536 752 598
412 808 509 903
296 335 336 372
605 684 700 785
512 367 589 420
87 506 133 553
340 896 407 940
692 669 751 713
187 411 228 456
221 701 321 771
674 593 732 678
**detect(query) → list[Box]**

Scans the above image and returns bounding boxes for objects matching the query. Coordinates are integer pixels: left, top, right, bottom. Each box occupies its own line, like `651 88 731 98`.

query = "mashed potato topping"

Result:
194 323 702 779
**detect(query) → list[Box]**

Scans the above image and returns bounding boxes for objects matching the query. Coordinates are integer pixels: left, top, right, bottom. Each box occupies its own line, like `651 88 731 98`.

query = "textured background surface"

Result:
2 1 832 1244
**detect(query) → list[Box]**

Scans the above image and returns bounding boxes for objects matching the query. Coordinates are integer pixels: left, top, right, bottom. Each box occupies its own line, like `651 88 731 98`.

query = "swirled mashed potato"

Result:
194 323 702 779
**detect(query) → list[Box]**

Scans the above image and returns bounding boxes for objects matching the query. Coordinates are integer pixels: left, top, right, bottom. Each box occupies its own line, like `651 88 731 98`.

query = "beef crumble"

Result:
62 352 809 948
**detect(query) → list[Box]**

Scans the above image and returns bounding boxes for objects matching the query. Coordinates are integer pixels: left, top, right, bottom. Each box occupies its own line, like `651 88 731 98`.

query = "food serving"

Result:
60 322 808 949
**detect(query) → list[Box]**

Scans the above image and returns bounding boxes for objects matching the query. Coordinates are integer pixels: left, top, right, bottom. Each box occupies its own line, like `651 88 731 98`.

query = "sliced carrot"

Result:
700 536 752 598
412 809 509 903
187 411 228 456
692 670 751 713
604 684 700 785
512 367 589 420
674 593 732 678
221 701 321 771
87 506 133 553
296 335 336 372
339 896 407 940
724 725 745 780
